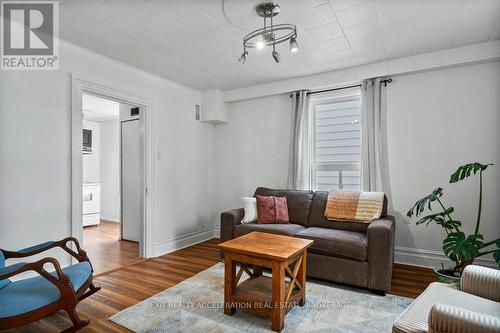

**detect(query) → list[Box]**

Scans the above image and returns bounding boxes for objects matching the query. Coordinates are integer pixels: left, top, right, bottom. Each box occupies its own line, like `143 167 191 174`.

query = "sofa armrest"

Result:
461 264 500 302
220 208 244 243
367 216 395 292
428 304 500 333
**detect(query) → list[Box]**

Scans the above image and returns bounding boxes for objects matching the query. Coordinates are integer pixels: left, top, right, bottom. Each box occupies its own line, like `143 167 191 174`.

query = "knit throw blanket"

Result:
324 191 385 223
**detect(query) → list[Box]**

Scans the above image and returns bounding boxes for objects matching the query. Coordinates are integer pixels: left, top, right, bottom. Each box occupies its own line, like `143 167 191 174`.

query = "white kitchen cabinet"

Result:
83 183 100 226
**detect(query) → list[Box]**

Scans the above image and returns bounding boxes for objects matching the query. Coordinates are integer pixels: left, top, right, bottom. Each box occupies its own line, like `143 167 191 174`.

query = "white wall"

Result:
214 94 292 213
0 39 214 266
0 71 71 265
214 61 500 268
82 120 100 183
99 120 120 222
386 61 500 267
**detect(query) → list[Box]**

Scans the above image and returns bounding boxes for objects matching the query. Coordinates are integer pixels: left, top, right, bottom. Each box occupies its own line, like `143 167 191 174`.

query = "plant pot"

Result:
433 268 461 288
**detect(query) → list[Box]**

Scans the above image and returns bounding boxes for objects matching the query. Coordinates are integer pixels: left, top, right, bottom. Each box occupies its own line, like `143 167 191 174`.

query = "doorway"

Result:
71 76 155 273
81 93 145 273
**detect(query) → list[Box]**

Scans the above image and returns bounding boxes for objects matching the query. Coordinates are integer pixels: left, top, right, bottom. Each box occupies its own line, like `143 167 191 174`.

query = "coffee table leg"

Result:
224 252 236 315
272 262 285 332
297 250 307 306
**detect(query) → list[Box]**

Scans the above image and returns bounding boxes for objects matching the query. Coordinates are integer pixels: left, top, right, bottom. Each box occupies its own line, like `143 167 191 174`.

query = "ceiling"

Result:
59 0 500 91
82 93 120 121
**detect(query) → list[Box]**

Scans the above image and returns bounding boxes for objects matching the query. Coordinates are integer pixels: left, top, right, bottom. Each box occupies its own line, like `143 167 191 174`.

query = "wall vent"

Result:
131 107 140 116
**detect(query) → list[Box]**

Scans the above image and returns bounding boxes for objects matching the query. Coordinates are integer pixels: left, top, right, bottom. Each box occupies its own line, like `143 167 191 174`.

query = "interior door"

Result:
121 119 140 242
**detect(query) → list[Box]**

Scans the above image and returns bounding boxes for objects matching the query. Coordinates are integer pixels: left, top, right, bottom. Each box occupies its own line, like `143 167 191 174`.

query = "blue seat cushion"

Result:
0 251 9 290
0 261 92 318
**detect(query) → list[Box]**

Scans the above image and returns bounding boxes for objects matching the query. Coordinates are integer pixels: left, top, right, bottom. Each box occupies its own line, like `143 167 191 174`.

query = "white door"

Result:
121 120 141 242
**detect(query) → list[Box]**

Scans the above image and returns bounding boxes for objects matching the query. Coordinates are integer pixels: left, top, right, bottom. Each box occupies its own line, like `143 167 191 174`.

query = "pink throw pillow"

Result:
274 197 289 223
256 195 275 224
256 195 289 224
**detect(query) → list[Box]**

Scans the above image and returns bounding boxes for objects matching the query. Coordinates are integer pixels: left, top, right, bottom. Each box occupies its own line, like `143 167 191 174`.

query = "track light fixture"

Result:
238 2 298 64
238 50 248 64
272 50 280 63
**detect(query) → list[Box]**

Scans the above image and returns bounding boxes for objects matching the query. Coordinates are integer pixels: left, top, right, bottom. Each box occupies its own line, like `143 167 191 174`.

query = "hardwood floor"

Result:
6 238 436 332
390 263 437 298
83 221 143 275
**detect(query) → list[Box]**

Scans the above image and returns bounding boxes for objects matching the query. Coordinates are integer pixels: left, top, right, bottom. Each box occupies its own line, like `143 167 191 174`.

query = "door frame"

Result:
70 74 155 258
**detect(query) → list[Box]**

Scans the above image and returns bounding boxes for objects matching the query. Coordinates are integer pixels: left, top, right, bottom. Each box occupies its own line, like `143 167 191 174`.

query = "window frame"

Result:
310 89 362 191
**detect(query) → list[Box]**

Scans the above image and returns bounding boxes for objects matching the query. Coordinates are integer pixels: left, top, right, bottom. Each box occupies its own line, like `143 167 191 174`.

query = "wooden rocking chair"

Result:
0 237 101 332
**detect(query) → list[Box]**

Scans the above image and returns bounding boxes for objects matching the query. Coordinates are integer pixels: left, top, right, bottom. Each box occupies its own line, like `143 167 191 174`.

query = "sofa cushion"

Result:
233 223 305 238
254 187 313 226
295 227 367 261
393 282 500 333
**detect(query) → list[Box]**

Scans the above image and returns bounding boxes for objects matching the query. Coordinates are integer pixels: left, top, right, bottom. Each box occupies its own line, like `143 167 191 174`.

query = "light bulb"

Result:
256 40 265 49
289 37 299 53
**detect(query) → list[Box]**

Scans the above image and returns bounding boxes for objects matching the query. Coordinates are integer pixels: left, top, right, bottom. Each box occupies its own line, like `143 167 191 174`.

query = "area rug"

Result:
110 262 412 332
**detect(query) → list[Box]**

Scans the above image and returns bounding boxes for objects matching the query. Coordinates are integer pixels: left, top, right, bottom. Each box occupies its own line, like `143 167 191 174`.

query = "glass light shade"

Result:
238 51 248 64
289 37 299 52
272 50 280 63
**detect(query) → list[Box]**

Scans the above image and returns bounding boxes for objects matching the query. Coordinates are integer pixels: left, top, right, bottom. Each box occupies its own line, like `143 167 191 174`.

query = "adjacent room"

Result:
0 1 499 333
81 93 143 274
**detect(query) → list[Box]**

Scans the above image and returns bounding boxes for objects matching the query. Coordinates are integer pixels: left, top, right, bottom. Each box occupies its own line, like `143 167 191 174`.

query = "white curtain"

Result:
361 78 386 191
287 90 311 190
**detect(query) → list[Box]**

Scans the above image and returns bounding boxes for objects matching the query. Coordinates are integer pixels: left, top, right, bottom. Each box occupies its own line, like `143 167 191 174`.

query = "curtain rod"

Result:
290 78 393 97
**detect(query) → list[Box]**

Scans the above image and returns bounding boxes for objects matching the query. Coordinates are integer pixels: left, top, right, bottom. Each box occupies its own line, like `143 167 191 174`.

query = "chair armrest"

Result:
0 262 27 280
0 257 71 288
428 304 500 333
0 257 79 304
2 237 90 264
461 265 500 302
367 216 395 292
220 208 244 243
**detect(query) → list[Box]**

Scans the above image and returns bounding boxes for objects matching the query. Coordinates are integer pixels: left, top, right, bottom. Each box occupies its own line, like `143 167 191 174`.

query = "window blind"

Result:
311 90 362 191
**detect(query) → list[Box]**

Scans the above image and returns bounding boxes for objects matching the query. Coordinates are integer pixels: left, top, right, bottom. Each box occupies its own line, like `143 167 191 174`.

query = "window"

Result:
310 88 362 191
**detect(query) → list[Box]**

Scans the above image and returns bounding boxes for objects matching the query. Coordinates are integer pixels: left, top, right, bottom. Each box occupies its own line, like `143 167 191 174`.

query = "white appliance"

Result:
121 120 141 242
83 183 101 226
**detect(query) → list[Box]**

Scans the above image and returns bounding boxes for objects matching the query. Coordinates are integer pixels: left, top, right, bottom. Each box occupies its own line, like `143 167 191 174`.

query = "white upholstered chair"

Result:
393 265 500 333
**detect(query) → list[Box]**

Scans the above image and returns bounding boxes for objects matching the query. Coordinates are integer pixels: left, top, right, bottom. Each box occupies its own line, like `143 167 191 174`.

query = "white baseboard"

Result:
213 226 220 239
395 246 496 269
154 227 219 257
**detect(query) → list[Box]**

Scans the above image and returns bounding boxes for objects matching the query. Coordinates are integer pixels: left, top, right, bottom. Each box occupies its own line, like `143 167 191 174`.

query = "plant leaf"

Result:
449 163 493 183
494 240 500 267
415 207 454 226
407 188 443 218
434 216 461 230
443 232 484 262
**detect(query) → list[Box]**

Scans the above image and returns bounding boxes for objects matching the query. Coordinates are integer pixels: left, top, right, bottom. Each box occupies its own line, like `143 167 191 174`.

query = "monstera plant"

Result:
407 163 500 280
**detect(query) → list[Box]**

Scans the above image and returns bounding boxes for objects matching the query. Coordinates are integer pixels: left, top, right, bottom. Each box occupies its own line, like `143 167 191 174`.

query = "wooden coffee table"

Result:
217 231 313 332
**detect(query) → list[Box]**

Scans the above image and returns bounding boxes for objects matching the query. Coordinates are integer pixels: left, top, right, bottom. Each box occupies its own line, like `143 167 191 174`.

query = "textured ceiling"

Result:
59 0 500 90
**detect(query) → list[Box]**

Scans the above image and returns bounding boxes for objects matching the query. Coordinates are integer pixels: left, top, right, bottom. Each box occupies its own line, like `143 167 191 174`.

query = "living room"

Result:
0 0 499 332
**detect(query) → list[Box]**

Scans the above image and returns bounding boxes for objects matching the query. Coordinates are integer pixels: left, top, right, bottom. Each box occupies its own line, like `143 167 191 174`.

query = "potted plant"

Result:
407 162 500 287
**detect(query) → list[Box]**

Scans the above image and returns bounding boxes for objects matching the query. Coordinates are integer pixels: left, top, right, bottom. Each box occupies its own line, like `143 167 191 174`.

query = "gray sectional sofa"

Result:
220 187 395 294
